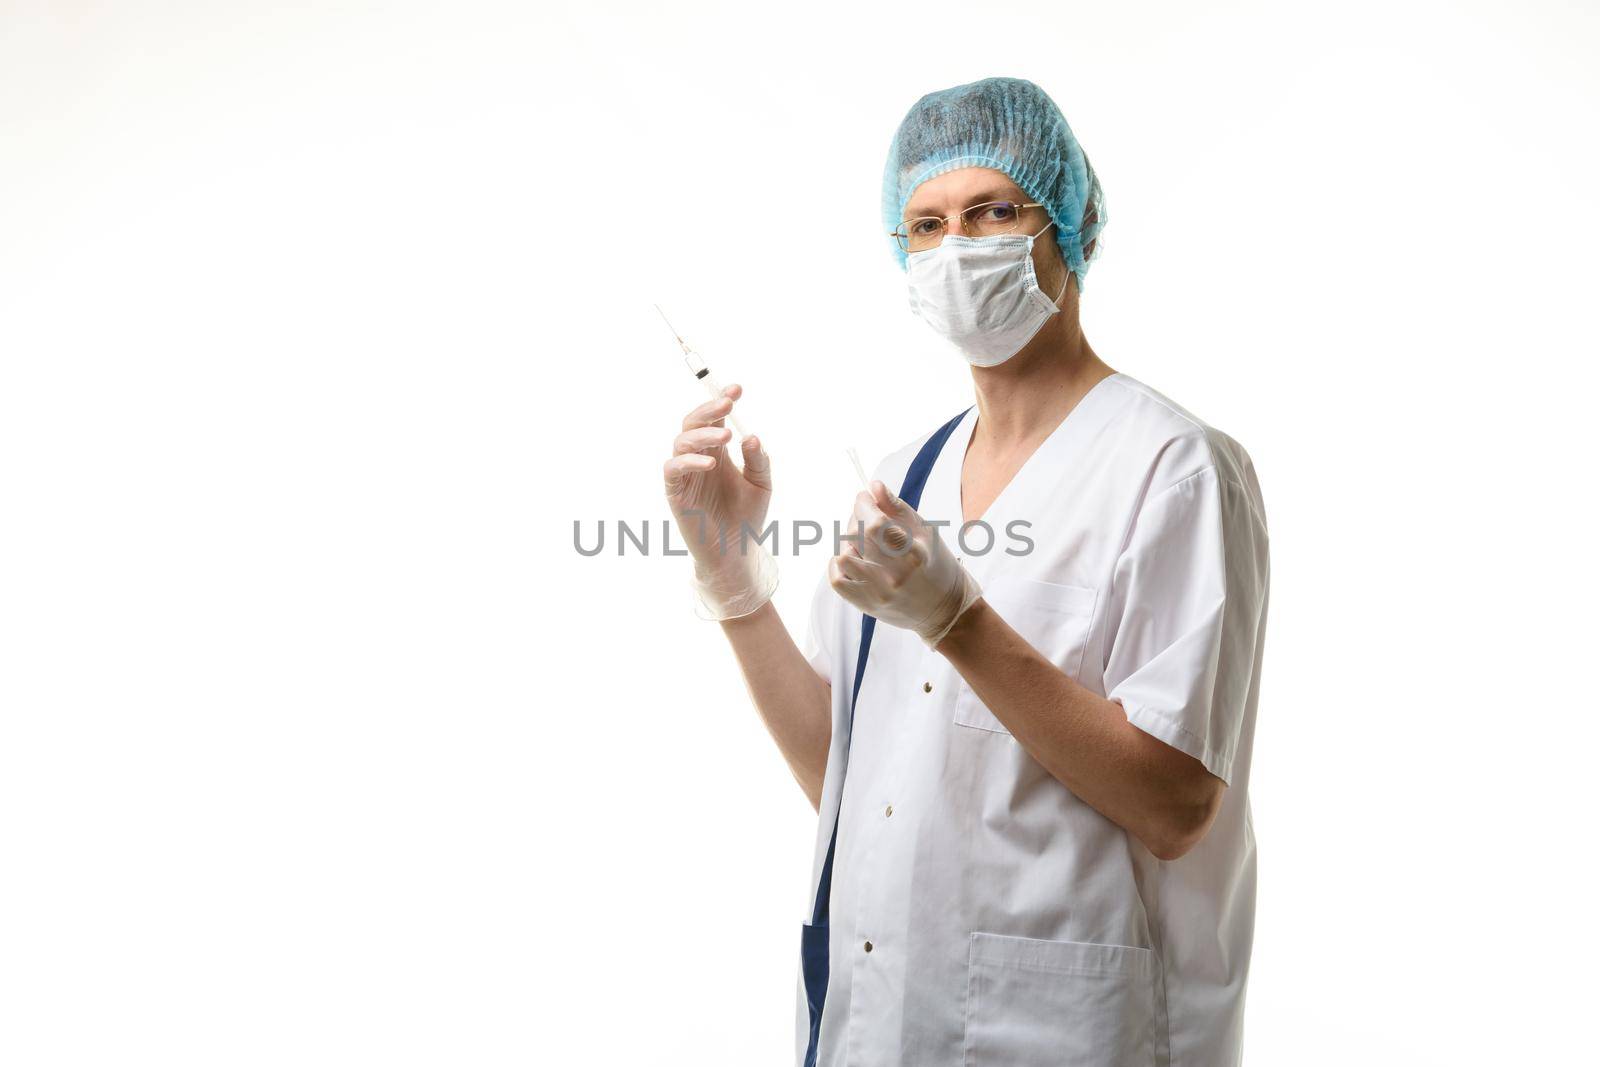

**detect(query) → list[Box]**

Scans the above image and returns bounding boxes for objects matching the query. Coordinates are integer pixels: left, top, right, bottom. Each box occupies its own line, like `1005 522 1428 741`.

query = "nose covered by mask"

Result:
905 220 1070 368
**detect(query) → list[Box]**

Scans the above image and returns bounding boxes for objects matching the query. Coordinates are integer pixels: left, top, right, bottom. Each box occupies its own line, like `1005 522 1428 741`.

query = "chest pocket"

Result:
953 577 1099 735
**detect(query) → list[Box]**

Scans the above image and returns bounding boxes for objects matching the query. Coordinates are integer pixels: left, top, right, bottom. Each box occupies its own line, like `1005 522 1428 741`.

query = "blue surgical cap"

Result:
882 76 1107 293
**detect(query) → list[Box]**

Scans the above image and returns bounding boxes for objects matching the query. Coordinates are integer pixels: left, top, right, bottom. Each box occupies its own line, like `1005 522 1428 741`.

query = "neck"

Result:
968 303 1113 450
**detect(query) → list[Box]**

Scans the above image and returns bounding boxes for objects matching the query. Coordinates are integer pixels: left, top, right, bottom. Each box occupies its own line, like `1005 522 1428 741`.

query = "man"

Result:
663 75 1269 1066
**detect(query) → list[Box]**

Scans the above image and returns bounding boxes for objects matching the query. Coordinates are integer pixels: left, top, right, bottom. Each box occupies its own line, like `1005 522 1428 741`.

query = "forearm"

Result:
718 599 833 812
935 598 1221 859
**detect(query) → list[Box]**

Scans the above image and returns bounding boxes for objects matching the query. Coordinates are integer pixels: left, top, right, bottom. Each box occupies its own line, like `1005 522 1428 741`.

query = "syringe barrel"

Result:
700 371 748 438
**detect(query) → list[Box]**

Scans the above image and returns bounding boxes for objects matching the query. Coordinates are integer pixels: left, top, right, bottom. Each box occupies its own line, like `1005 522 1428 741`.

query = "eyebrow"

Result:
903 188 1024 219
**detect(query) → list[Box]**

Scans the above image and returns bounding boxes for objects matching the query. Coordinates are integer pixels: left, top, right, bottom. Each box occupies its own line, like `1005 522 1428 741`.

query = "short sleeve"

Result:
800 562 838 683
1103 465 1268 786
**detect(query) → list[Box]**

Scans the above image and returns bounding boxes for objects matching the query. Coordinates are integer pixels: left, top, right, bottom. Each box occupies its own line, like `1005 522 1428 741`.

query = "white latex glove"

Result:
662 383 778 620
827 479 982 647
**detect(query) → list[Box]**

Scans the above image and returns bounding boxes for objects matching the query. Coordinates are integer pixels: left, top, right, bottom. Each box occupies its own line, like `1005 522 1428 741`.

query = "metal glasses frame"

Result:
889 200 1049 253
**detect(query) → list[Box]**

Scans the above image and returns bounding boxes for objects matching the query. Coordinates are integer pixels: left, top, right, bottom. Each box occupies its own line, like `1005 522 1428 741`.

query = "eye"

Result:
908 218 942 236
975 202 1016 224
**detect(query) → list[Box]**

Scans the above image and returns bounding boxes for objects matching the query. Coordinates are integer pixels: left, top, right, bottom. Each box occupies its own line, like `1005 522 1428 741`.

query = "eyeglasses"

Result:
890 200 1049 254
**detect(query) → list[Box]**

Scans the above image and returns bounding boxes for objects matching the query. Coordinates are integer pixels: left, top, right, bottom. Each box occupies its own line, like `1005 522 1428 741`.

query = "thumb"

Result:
741 434 772 491
870 478 909 516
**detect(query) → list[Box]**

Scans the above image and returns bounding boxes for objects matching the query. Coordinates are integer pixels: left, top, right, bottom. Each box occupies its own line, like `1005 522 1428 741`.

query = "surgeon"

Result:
662 76 1270 1067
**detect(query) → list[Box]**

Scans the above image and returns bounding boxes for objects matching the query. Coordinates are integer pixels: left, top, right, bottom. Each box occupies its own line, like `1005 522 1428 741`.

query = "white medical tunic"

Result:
794 371 1270 1066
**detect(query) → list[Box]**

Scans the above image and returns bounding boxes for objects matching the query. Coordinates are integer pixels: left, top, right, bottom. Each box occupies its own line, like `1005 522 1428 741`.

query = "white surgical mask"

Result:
905 220 1069 368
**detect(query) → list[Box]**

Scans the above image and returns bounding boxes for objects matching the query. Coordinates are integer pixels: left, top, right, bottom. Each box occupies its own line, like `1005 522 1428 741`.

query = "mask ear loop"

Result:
1026 218 1071 307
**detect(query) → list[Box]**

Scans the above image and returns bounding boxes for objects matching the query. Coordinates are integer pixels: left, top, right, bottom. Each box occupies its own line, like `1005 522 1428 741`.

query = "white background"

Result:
3 1 1596 1063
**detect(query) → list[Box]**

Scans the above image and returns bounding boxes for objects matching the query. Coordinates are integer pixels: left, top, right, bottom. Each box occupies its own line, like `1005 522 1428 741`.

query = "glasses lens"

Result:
963 201 1024 237
900 217 945 252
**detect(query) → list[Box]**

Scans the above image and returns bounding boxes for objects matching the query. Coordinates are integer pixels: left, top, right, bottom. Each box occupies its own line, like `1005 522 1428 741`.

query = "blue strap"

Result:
800 406 970 1067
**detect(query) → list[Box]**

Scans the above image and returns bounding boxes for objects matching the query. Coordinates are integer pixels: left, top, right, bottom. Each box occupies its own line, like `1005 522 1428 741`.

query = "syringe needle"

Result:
653 303 685 347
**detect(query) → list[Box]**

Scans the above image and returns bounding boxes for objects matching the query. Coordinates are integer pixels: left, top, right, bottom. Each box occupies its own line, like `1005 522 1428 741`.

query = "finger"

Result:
714 385 744 433
879 521 912 555
852 489 888 526
859 524 911 565
828 553 867 587
827 555 861 588
673 425 733 456
846 499 883 557
832 508 870 559
834 551 884 584
851 505 910 561
682 393 736 432
662 452 715 494
859 481 915 557
869 478 909 516
740 434 772 491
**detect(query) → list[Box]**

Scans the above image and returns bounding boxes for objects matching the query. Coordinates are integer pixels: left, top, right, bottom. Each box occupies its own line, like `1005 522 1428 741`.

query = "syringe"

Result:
846 447 871 490
654 304 748 438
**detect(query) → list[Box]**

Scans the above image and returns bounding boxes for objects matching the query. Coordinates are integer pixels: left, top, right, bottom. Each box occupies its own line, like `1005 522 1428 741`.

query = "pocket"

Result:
963 931 1155 1066
954 578 1098 735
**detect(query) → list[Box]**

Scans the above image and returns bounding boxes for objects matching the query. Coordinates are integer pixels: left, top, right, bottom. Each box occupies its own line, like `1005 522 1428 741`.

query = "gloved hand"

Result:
663 383 778 620
827 479 982 647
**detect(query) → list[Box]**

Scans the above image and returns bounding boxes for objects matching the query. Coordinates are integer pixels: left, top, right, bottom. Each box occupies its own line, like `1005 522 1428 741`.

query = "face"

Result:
901 166 1093 305
902 166 1100 313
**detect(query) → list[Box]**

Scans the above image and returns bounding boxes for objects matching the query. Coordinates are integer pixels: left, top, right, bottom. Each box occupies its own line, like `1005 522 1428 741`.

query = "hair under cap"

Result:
882 76 1107 293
